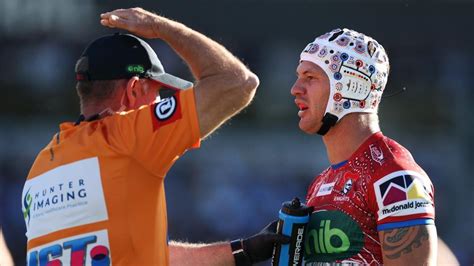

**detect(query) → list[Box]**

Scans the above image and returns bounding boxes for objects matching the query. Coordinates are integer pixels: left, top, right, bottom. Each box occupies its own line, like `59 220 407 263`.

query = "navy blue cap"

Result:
75 33 193 90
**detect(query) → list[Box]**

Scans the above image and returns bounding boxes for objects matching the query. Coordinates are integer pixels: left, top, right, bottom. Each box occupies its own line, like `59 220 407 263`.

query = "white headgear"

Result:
300 28 390 135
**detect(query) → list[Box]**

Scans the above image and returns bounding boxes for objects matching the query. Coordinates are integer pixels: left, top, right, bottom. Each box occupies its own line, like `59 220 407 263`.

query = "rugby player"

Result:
292 28 438 265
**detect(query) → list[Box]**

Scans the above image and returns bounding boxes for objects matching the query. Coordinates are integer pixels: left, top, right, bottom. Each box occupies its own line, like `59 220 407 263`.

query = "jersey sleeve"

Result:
112 88 201 177
368 169 435 231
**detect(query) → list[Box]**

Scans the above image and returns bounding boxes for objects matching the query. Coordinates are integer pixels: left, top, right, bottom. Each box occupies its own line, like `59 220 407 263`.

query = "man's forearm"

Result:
150 12 258 137
100 7 259 138
169 241 235 266
151 15 251 81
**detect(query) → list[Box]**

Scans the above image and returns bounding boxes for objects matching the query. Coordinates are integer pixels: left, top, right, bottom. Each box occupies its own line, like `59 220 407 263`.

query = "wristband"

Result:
230 239 251 266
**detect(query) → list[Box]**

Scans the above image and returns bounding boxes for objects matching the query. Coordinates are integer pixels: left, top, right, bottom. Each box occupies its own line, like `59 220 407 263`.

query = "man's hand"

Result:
100 7 162 39
240 220 290 264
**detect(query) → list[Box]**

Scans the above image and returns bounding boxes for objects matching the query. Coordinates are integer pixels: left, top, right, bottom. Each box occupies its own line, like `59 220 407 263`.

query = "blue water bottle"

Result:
272 197 312 266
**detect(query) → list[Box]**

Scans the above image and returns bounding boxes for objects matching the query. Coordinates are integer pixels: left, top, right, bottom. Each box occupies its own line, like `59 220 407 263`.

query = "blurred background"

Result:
0 0 473 264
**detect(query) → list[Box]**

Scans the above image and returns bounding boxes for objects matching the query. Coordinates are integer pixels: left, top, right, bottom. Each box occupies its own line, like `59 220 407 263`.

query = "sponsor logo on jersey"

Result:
342 179 353 195
369 144 384 165
22 157 108 239
151 91 182 130
316 182 336 197
304 210 364 262
333 196 350 202
27 230 111 266
373 170 433 220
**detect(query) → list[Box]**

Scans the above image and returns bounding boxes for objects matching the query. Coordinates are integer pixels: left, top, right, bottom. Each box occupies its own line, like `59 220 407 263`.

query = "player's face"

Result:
290 61 330 134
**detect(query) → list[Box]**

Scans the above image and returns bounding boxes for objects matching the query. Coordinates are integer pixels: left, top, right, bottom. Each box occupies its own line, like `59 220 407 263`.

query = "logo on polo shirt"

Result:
27 230 111 266
155 96 177 120
151 91 183 130
22 157 108 240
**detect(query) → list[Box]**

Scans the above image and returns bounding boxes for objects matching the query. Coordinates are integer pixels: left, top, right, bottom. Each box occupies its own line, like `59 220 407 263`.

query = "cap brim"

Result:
150 73 193 90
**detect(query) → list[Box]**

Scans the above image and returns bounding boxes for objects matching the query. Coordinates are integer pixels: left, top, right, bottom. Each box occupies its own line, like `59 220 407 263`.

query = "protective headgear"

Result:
300 28 390 135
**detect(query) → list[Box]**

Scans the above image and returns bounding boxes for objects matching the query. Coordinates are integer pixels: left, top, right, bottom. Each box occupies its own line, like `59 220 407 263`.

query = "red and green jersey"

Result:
304 132 435 265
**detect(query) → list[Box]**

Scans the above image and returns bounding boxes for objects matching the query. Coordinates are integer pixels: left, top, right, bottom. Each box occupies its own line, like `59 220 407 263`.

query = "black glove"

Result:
231 220 291 266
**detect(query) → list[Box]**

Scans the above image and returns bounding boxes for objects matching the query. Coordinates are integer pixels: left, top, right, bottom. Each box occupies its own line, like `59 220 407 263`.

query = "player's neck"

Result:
322 113 380 165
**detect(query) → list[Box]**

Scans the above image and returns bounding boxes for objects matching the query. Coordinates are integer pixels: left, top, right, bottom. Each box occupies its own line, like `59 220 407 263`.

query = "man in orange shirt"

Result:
22 7 284 266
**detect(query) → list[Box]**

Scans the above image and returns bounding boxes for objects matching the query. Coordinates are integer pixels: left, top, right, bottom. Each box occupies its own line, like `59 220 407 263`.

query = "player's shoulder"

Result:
361 135 435 223
356 133 428 177
368 134 431 184
367 133 412 165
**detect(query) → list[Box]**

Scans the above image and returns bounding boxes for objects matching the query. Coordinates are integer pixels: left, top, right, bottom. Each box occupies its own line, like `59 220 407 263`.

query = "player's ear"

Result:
125 76 140 107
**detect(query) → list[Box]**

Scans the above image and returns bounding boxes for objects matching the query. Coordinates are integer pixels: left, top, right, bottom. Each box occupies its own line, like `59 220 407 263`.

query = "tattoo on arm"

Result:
381 226 429 259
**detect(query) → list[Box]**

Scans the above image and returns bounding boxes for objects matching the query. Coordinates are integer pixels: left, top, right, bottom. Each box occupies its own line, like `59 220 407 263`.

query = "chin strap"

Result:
317 113 339 135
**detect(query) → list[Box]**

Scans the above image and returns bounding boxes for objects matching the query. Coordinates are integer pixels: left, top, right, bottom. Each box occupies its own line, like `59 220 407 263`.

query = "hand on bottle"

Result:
242 220 290 264
100 7 163 39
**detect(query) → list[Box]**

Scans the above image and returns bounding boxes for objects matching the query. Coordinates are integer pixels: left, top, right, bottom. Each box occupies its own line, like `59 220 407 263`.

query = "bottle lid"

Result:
281 197 312 216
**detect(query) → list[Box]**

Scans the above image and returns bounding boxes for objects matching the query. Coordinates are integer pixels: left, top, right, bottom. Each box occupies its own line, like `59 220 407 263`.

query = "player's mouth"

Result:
295 100 309 117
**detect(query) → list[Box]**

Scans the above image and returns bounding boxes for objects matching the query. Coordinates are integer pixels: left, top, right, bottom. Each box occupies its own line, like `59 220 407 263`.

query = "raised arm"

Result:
100 7 259 138
379 224 437 265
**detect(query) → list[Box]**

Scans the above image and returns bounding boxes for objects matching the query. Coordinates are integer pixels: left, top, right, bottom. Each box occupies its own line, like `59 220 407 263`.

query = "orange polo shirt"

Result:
22 89 200 265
